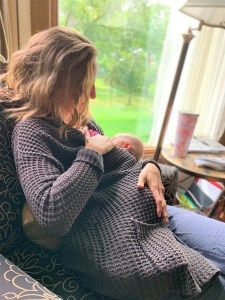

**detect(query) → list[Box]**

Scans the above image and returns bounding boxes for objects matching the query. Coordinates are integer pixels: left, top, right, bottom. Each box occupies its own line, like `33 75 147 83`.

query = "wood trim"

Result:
30 0 58 36
142 145 155 159
30 0 50 35
17 0 31 48
50 0 58 27
143 145 173 164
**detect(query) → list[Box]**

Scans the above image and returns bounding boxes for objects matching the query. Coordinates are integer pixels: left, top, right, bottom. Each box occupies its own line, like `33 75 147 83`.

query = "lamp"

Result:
154 0 225 161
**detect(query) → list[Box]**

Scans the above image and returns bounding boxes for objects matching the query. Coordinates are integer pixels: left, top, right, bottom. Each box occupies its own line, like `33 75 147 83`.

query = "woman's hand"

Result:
85 134 115 155
137 163 169 224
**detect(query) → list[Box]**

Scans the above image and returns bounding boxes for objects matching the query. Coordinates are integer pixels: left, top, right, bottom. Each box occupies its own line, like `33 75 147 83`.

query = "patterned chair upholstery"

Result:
0 100 178 299
0 254 61 299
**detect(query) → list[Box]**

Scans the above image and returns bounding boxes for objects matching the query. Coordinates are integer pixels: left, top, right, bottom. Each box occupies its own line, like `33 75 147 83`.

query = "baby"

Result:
111 133 144 161
84 127 144 161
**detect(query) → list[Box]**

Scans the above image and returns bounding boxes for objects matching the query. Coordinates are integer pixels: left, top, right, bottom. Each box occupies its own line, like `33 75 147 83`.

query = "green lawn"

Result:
90 79 154 142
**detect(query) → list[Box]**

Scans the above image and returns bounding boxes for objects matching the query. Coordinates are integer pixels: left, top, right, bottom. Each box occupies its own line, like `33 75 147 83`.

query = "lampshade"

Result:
180 0 225 28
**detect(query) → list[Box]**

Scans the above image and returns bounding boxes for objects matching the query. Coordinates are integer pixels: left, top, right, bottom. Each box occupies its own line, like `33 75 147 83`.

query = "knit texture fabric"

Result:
12 118 219 300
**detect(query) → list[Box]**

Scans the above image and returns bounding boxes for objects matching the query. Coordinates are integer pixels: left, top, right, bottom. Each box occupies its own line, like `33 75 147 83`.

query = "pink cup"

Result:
173 111 199 157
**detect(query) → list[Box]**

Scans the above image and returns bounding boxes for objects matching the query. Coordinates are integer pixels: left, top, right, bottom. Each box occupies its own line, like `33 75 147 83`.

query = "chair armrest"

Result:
159 164 178 205
0 254 62 300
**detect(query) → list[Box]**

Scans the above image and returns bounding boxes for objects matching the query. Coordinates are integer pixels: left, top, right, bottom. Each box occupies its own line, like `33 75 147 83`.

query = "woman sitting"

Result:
1 27 225 299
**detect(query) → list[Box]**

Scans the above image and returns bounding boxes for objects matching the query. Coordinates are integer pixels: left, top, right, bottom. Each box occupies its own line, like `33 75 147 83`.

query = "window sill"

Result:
142 145 155 159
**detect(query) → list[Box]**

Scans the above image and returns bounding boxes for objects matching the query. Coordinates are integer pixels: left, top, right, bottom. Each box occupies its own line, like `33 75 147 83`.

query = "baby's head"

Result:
112 133 144 161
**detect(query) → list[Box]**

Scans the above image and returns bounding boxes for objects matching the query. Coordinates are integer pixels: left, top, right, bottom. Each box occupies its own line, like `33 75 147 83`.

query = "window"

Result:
59 0 171 143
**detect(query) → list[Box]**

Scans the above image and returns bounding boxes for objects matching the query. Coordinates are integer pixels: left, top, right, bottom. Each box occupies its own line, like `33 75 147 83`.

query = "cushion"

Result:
22 202 60 250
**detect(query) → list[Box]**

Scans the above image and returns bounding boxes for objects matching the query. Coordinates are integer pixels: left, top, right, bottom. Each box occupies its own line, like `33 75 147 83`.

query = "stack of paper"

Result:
194 156 225 171
188 137 225 153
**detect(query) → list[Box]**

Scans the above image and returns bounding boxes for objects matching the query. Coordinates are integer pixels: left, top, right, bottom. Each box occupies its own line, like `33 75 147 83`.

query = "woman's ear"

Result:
90 84 96 99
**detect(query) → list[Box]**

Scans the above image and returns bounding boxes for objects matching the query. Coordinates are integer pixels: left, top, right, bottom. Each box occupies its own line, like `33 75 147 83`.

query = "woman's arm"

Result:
12 123 104 237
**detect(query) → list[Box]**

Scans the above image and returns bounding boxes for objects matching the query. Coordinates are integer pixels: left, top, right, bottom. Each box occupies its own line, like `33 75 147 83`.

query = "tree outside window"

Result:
59 0 170 142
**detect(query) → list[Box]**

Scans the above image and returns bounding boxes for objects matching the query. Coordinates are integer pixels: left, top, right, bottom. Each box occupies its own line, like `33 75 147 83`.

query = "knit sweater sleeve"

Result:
12 122 104 237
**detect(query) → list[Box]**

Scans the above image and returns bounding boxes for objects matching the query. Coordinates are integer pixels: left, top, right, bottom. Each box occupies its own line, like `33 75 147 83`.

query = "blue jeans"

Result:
166 205 225 299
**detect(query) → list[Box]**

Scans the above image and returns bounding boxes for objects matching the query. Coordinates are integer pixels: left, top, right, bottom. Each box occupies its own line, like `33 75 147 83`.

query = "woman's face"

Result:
76 60 97 114
76 84 96 113
76 95 86 114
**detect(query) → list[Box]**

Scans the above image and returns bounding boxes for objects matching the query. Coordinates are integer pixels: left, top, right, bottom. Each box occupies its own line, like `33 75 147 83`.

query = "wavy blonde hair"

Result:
0 27 97 128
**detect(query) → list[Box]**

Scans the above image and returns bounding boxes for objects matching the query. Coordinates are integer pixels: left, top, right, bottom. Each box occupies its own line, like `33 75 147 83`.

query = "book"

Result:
184 178 224 210
176 191 198 210
188 137 225 154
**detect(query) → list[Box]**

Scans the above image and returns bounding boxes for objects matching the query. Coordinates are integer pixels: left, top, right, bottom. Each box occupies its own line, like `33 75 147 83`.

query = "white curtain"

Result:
179 26 225 141
149 3 225 146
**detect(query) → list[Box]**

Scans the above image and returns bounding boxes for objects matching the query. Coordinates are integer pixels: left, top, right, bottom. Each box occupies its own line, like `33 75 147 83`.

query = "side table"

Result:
161 147 225 218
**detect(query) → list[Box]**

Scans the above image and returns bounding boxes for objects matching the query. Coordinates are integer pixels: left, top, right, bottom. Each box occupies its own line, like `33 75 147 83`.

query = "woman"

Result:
1 27 225 299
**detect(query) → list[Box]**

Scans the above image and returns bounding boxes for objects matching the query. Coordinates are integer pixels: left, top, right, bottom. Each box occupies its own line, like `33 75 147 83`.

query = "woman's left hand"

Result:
137 163 169 224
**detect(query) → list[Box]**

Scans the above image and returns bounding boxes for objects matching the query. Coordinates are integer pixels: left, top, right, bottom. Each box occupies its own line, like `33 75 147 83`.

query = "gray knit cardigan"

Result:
12 117 219 300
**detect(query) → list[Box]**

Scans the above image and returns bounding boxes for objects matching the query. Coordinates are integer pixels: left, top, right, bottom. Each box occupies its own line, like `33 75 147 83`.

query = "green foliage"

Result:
89 79 153 142
59 0 170 100
59 0 171 140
